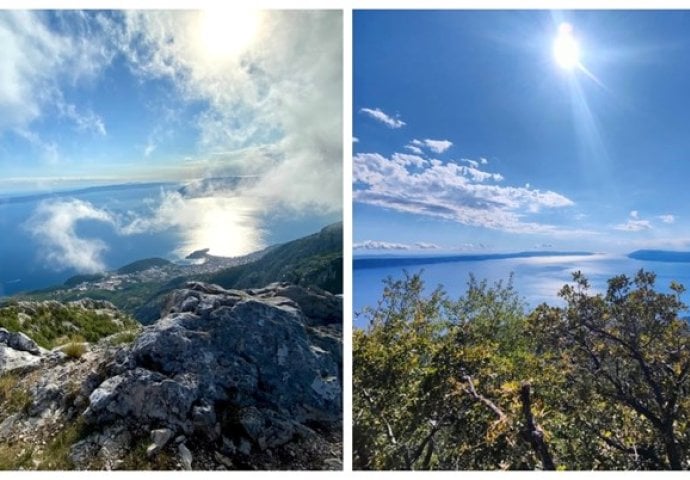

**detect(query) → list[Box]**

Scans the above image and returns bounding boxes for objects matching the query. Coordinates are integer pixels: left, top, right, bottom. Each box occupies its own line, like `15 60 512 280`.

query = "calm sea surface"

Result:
0 183 337 297
353 254 690 328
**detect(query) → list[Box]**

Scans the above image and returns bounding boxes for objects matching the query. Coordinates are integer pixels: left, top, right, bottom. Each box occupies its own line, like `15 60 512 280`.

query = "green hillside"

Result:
203 222 343 294
0 301 139 349
13 223 343 325
117 258 172 274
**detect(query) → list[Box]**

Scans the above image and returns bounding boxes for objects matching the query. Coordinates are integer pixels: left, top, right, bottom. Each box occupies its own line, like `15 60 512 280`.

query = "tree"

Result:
354 269 690 470
538 270 690 469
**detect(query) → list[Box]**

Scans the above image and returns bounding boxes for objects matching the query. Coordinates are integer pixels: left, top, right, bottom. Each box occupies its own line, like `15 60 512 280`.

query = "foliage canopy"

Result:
353 270 690 470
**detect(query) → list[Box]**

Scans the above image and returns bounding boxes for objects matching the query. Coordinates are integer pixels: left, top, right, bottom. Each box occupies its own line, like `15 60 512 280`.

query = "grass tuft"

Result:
61 336 87 359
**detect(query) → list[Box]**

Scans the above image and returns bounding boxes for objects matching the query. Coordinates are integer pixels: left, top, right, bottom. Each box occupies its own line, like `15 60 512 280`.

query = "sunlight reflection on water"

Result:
173 196 265 258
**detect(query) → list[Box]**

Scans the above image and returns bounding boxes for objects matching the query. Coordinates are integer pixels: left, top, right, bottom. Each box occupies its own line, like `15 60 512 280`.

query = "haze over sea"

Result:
0 182 338 298
353 254 690 329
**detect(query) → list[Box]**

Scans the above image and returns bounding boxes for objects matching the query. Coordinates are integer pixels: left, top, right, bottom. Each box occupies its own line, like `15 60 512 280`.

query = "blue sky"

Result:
0 10 342 204
353 10 690 255
0 10 342 270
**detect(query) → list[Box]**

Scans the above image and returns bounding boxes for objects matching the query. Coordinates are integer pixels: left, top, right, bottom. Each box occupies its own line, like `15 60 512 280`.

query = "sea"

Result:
353 253 690 329
0 182 338 298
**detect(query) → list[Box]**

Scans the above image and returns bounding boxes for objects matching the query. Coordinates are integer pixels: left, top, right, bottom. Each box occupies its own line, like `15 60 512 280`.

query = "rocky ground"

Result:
0 282 342 470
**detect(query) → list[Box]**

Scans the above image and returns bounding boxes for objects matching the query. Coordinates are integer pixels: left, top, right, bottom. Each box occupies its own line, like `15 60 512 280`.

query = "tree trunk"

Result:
520 382 556 470
662 425 683 470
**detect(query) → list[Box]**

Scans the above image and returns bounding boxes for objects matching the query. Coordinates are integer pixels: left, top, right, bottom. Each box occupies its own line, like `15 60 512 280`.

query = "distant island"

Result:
353 251 595 270
628 250 690 263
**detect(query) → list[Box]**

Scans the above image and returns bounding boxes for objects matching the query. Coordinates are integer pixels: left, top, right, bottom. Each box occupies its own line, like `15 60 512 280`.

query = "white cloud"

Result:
457 242 488 250
462 158 479 168
659 214 675 224
144 141 156 157
353 240 410 250
359 107 406 128
415 242 440 250
0 11 112 136
119 10 343 214
422 139 452 154
392 153 428 168
25 199 116 273
614 220 652 232
353 240 441 251
353 137 359 143
56 99 107 136
353 152 577 234
480 157 488 165
409 138 453 154
404 144 423 155
25 186 268 273
614 210 653 232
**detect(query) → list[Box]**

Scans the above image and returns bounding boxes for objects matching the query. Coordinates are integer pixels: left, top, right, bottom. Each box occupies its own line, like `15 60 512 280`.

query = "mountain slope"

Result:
0 282 342 470
12 223 342 325
203 222 343 294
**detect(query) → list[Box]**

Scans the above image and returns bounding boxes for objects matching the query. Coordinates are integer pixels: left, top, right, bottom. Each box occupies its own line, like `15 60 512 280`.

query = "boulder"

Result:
85 368 197 430
0 328 42 355
252 283 342 326
0 346 42 373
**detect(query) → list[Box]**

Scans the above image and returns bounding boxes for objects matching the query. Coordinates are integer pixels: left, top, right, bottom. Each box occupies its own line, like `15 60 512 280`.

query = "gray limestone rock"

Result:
48 281 341 468
0 345 42 373
178 443 193 470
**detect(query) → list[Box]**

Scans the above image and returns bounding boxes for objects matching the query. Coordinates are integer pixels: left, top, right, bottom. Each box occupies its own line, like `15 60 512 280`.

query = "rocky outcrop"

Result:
0 282 341 470
0 328 46 373
75 282 341 468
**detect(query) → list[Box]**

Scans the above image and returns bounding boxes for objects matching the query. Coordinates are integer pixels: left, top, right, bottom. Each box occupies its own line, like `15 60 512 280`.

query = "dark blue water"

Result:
353 254 690 329
0 184 181 297
0 183 340 297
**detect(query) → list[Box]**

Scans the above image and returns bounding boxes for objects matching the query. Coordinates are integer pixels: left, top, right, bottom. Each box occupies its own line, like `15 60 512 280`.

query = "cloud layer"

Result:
354 151 575 234
25 186 268 273
26 199 116 273
118 10 343 213
3 10 343 211
0 11 113 161
353 240 441 251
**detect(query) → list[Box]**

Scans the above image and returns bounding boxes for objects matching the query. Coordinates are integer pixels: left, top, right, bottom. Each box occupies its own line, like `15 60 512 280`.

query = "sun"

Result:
553 23 581 70
197 8 261 62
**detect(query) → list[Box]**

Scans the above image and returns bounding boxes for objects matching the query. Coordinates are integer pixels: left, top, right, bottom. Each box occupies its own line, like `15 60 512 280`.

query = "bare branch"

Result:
461 375 507 422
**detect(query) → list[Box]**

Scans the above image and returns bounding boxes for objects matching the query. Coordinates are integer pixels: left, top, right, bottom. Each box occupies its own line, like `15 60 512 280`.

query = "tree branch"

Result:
361 387 412 468
461 375 507 422
592 429 664 469
520 382 556 470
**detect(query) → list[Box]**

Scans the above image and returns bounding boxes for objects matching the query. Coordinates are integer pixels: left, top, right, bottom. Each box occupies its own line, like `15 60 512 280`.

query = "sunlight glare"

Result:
197 8 260 62
553 23 581 70
172 196 265 259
